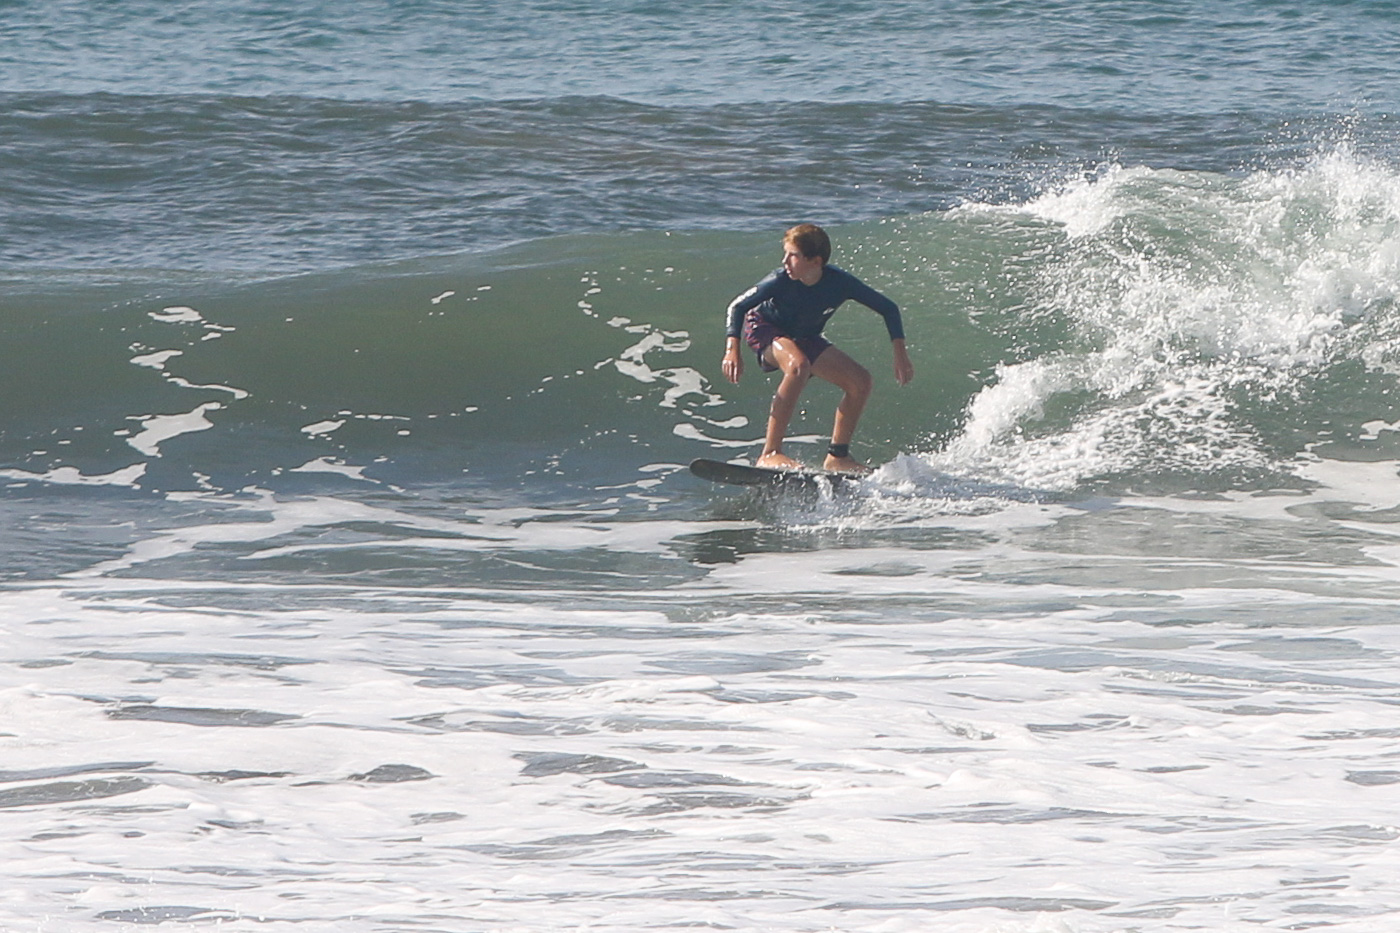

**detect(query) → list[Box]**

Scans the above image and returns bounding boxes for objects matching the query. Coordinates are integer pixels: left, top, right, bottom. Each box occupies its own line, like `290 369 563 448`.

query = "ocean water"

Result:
8 2 1400 931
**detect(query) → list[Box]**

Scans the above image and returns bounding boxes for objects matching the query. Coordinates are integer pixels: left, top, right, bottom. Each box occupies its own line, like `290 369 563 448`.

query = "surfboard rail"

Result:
688 458 862 489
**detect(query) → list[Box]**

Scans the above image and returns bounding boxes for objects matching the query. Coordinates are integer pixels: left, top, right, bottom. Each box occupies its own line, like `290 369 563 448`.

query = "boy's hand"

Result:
722 340 744 384
892 339 914 385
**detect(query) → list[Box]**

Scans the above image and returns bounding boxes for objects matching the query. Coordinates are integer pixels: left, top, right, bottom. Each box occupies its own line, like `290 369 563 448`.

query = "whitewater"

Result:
8 2 1400 931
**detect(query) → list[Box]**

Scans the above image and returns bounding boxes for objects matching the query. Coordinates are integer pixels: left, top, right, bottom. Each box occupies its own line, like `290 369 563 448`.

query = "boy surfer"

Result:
722 223 913 473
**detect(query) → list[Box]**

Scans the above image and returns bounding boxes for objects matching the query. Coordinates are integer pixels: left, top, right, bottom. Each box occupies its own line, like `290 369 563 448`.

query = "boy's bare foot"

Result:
756 451 805 471
823 454 871 474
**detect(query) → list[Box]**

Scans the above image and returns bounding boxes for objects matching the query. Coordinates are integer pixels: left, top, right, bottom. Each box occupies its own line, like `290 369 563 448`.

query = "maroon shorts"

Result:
743 308 832 372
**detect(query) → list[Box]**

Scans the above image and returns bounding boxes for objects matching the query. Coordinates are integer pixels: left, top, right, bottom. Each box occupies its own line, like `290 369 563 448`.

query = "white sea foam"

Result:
299 419 346 436
929 149 1400 494
0 463 147 488
149 306 205 324
288 457 374 482
3 321 1400 933
125 403 223 457
129 349 184 369
6 479 1400 931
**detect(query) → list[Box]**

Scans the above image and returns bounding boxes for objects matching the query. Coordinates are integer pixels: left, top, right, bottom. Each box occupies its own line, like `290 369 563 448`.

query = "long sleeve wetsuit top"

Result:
725 266 904 341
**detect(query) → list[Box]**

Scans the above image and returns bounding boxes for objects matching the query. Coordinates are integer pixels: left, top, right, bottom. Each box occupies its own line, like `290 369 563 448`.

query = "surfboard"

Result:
688 458 863 490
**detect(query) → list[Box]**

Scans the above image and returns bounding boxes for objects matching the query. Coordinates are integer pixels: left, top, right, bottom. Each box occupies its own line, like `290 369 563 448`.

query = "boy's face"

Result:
782 244 823 284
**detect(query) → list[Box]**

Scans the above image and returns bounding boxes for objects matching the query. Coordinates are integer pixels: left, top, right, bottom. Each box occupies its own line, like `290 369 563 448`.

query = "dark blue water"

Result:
5 1 1400 277
5 0 1398 111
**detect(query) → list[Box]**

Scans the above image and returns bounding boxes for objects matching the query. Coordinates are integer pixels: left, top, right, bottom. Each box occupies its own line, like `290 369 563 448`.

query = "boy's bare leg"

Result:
811 346 874 473
756 338 810 470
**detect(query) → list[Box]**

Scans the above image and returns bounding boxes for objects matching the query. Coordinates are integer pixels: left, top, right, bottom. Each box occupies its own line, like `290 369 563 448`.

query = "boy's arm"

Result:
722 272 781 384
891 338 913 385
722 336 744 384
725 272 781 338
843 273 905 341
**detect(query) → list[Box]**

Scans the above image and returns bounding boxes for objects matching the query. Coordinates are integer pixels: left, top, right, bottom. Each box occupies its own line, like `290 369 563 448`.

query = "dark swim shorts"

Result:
743 308 832 372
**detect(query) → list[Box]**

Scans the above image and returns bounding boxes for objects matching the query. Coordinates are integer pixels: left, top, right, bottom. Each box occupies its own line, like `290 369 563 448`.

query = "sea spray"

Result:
925 147 1400 492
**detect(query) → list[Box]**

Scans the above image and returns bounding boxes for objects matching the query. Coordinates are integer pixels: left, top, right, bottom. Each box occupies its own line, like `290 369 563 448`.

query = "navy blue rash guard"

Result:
725 265 904 342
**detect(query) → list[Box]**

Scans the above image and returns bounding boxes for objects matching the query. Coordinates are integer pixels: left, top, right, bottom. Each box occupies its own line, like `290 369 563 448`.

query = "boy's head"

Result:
783 223 831 266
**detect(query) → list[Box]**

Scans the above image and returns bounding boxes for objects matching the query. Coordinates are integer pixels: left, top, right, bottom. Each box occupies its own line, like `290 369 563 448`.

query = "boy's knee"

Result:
850 366 873 396
783 359 812 381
